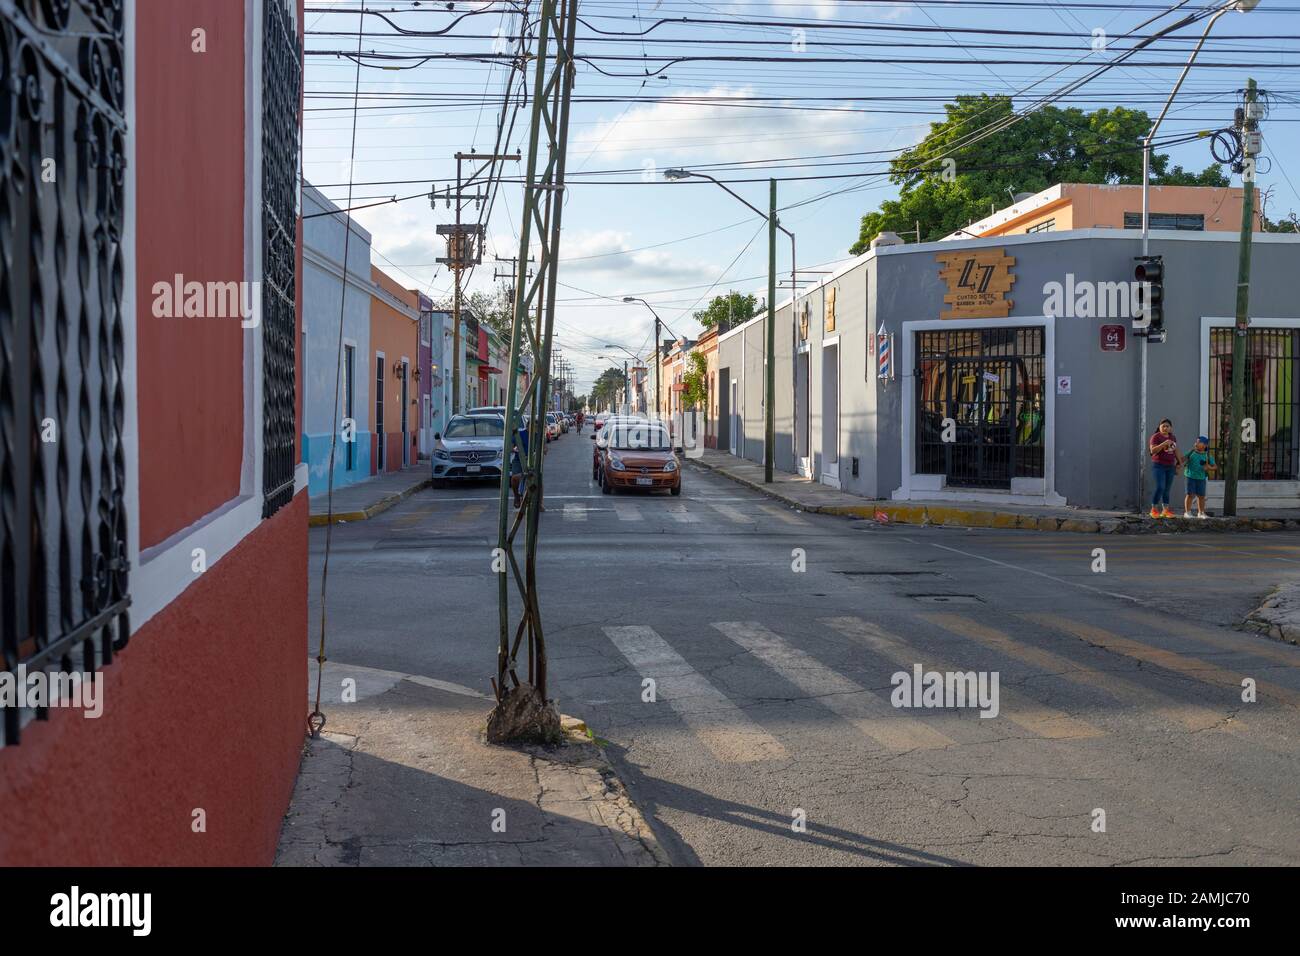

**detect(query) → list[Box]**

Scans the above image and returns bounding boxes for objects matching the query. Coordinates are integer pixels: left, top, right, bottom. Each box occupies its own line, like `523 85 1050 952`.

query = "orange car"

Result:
599 422 681 496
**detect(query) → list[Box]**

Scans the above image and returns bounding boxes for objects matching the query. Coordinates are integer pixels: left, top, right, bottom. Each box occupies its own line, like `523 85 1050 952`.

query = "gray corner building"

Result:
717 229 1300 511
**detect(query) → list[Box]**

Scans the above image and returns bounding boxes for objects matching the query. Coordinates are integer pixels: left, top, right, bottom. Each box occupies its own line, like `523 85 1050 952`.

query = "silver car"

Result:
431 414 505 487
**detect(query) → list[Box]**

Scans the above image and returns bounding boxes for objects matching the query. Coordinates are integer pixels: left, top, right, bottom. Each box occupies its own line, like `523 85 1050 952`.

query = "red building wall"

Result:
0 0 308 867
0 497 307 866
135 0 247 549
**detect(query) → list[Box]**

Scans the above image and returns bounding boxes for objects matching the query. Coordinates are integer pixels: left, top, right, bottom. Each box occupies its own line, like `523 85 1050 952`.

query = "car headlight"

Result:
662 460 677 472
609 456 626 471
434 450 450 460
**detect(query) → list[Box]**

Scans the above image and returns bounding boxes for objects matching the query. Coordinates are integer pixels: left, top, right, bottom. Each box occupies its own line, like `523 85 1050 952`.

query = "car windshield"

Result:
444 417 504 438
610 425 670 450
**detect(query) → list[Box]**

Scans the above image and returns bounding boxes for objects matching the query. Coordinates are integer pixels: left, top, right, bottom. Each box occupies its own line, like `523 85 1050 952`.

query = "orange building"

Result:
943 183 1246 240
370 266 421 472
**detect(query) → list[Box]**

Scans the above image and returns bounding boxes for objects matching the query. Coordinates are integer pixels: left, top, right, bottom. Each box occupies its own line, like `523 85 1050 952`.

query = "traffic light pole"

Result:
1223 77 1259 516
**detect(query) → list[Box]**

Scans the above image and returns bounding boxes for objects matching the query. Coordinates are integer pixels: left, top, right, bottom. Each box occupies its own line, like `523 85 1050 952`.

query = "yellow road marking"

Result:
924 613 1247 734
1024 613 1300 710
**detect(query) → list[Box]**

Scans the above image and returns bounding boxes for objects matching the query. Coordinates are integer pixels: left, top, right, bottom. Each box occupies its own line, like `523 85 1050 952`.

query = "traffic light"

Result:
1134 255 1165 343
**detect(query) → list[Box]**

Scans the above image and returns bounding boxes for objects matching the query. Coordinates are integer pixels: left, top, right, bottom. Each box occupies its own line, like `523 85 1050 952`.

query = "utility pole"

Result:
765 179 776 483
491 0 578 744
1224 77 1260 516
435 150 520 415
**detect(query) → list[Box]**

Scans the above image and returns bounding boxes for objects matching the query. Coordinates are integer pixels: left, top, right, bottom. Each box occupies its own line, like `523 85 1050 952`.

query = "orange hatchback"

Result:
599 422 681 496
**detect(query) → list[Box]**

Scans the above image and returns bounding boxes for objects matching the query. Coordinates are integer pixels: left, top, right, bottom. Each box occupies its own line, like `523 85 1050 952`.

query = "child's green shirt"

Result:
1184 449 1215 479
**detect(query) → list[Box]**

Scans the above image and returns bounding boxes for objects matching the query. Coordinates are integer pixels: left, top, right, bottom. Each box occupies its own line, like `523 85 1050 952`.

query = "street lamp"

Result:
1135 0 1260 512
664 168 796 483
623 296 681 422
605 343 648 413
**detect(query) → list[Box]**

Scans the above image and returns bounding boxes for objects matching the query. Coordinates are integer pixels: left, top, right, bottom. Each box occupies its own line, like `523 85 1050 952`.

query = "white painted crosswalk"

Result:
711 621 955 751
590 612 1293 766
602 625 787 763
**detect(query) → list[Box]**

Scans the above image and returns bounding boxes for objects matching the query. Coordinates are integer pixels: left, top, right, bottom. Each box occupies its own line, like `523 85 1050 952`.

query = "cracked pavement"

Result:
306 431 1300 866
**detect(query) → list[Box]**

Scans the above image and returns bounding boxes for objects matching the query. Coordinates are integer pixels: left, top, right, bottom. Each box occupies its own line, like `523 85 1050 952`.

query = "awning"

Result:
477 365 503 377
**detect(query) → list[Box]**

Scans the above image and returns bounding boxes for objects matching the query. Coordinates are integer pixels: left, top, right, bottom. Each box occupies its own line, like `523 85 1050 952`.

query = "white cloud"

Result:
571 85 865 166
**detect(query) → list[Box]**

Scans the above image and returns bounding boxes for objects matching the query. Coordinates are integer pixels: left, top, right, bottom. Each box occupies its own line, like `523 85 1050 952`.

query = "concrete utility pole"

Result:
622 296 678 423
1224 77 1261 516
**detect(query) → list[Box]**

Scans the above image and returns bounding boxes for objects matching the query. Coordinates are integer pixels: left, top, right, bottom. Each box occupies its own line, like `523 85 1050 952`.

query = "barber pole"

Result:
877 324 893 380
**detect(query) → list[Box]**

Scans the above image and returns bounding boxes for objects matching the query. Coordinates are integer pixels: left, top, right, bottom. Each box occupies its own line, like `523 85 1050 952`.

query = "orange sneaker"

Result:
1149 506 1160 519
1161 507 1175 518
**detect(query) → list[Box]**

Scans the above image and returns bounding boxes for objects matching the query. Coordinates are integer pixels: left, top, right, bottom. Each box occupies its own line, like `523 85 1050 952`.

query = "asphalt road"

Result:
309 426 1300 866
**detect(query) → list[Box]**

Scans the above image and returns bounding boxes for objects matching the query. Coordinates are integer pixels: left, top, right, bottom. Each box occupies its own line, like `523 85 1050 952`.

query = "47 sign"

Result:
936 248 1016 319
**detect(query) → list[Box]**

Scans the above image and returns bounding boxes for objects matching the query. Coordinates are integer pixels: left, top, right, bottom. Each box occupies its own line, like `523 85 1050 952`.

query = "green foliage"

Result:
589 367 626 411
850 94 1230 254
681 351 709 411
693 291 756 330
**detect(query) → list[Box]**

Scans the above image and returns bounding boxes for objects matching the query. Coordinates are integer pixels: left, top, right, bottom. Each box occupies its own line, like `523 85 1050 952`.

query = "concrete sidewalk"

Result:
689 448 1300 535
275 661 668 867
309 465 430 526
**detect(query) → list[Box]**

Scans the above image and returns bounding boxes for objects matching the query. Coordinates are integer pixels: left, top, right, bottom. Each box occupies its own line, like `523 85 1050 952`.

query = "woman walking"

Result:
1148 417 1179 519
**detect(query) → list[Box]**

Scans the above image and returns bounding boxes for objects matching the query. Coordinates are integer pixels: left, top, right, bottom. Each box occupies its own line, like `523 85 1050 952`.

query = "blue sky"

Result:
303 0 1300 393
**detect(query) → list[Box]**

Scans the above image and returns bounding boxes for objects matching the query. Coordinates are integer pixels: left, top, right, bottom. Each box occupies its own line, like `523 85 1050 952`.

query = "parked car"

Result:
545 412 560 441
431 414 505 487
599 422 680 495
591 415 647 481
467 405 507 418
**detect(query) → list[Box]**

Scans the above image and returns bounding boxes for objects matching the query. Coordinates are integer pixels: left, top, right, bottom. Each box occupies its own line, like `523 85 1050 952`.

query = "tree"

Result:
680 351 708 411
589 367 625 411
850 94 1229 254
693 291 756 331
434 288 515 344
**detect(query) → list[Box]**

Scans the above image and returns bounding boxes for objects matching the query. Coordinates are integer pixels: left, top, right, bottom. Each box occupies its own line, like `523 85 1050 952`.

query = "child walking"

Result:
1182 436 1216 519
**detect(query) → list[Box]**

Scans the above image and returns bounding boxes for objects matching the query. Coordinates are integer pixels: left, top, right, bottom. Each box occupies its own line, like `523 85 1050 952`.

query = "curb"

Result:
309 476 431 526
1246 582 1300 645
551 712 671 867
688 458 1298 535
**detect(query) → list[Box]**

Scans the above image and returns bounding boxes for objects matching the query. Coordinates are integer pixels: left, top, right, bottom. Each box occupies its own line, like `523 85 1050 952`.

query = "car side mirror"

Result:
590 434 596 440
433 432 441 441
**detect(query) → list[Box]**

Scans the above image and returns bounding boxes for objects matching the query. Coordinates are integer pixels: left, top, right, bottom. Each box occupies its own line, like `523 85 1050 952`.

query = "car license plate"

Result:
466 465 481 473
636 477 653 486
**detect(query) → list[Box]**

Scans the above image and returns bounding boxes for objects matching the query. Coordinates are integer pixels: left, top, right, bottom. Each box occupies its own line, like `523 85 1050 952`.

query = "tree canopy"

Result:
681 351 709 410
850 94 1229 255
693 291 756 331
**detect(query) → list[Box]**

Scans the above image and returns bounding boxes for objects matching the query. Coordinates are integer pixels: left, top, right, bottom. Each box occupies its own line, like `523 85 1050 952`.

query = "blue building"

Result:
302 182 374 495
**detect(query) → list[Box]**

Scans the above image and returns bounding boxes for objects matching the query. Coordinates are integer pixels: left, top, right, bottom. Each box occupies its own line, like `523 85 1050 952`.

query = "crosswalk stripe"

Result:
563 503 587 522
614 503 642 522
822 616 1104 740
707 502 753 524
666 503 700 523
711 621 956 751
1116 608 1300 669
1023 613 1300 710
922 612 1248 734
602 625 787 763
759 504 808 526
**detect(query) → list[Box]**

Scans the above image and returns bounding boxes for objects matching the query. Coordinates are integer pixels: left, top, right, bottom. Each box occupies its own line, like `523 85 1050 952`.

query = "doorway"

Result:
375 354 386 472
795 348 811 477
729 381 739 456
821 343 839 486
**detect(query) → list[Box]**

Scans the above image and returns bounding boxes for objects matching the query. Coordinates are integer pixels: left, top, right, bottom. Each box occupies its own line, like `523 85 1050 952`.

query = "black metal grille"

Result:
0 0 130 744
916 328 1045 489
1209 327 1299 482
261 0 301 518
